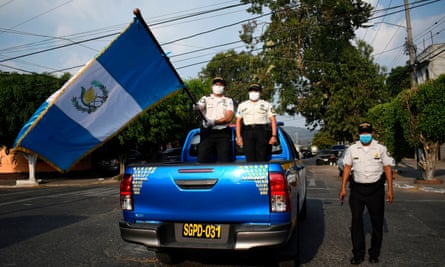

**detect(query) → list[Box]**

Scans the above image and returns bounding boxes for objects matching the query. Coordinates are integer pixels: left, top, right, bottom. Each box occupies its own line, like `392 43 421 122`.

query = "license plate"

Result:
182 223 222 239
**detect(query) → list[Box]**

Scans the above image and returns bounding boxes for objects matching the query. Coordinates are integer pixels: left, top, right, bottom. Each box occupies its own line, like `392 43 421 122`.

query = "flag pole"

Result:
132 8 206 122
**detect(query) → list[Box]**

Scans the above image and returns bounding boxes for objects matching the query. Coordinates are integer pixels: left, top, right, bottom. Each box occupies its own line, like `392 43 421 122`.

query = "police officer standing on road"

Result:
339 122 394 265
235 83 277 162
195 77 234 163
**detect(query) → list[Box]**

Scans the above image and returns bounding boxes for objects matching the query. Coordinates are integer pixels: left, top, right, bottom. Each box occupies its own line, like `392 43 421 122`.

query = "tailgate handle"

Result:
174 179 218 189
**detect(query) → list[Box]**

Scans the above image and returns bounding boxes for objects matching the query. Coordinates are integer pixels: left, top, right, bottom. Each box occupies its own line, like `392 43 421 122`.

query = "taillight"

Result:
269 172 290 212
120 174 133 211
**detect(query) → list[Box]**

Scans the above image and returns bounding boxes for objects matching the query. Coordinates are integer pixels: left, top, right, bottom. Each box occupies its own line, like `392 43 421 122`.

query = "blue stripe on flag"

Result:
97 18 183 108
13 15 185 171
13 101 50 148
17 106 99 171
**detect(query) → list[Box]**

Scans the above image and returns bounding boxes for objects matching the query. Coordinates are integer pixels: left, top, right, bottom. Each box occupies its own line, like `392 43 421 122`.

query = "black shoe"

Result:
369 257 379 264
350 257 364 265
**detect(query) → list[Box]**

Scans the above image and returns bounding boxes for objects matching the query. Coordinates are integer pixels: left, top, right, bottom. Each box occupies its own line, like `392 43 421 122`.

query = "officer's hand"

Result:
204 119 215 128
236 136 243 147
386 189 394 204
269 136 278 145
339 189 347 204
192 104 200 111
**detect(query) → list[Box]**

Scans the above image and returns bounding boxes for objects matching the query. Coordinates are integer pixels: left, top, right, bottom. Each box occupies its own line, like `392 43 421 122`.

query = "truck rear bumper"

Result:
119 221 292 250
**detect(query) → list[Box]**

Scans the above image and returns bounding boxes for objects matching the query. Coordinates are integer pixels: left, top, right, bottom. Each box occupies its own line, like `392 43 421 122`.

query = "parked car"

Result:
94 158 119 172
126 150 146 165
161 147 182 162
315 149 337 166
300 148 313 159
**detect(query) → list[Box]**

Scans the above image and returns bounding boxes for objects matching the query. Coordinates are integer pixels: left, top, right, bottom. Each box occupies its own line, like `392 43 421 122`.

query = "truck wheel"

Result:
155 250 183 265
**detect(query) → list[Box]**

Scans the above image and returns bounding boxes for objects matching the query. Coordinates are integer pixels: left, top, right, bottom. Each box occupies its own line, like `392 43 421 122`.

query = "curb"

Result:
0 177 119 188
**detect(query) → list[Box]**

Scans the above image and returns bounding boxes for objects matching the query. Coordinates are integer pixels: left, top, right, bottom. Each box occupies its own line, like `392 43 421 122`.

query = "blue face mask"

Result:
359 134 372 144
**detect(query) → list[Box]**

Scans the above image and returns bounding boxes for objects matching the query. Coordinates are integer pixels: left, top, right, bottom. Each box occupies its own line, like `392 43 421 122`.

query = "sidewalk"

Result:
392 158 445 194
0 172 120 188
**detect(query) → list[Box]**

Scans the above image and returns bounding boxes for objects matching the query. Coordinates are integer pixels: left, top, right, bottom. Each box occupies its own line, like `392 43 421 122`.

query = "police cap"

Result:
212 77 226 86
248 83 262 91
358 122 373 134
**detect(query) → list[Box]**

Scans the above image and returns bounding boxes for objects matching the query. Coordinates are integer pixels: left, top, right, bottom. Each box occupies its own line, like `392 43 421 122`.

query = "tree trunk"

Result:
418 138 439 180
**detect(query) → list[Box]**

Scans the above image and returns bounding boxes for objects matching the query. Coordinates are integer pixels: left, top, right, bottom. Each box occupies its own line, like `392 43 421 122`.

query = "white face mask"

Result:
249 91 260 101
212 85 224 95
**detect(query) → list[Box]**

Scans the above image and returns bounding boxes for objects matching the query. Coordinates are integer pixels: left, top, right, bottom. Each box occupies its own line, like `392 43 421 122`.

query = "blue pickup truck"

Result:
119 123 307 264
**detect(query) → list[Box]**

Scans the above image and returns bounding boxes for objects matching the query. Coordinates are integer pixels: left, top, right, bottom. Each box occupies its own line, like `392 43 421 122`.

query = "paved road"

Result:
0 159 444 266
299 159 445 267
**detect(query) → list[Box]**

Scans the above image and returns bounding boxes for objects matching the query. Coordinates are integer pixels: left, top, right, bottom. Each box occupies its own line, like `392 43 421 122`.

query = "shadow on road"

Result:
0 215 87 248
298 199 325 265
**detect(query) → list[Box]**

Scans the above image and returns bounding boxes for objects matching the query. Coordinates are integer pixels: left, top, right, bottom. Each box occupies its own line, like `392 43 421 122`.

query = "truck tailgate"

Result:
129 164 271 222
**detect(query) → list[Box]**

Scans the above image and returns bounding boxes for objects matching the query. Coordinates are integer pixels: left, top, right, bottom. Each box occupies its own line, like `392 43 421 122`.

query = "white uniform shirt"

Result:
198 94 234 130
343 140 393 184
235 99 276 125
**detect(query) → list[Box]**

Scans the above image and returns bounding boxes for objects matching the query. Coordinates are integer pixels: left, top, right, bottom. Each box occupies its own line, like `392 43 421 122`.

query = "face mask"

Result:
249 91 260 101
359 134 372 145
212 85 224 95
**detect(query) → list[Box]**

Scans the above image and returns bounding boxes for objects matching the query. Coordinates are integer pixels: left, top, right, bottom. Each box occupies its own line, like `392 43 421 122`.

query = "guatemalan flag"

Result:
13 10 185 171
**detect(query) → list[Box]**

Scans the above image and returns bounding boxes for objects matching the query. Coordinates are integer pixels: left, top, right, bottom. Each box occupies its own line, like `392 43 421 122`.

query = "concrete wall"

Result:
0 146 92 178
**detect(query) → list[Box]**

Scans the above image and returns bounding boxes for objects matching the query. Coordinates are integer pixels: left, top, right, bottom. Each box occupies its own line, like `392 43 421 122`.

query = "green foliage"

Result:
407 76 445 144
111 78 208 160
368 102 411 163
369 75 445 165
311 131 337 149
386 66 411 97
199 50 274 105
239 0 383 143
0 72 69 147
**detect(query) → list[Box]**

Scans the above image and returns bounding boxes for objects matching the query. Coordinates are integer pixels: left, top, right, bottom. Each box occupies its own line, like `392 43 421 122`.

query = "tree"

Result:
301 40 388 142
240 0 387 142
0 72 69 148
386 66 410 97
368 102 411 165
199 50 275 105
396 75 445 180
311 131 337 149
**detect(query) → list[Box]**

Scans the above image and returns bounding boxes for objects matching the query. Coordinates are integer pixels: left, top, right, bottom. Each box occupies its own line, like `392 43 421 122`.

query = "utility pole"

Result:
404 0 417 88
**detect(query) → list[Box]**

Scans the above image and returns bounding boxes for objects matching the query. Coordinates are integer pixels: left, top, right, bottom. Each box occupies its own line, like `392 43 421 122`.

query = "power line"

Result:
1 0 441 75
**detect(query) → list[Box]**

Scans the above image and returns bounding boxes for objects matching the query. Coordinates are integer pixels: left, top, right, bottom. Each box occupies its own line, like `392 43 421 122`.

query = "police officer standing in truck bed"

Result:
235 83 277 162
195 77 234 163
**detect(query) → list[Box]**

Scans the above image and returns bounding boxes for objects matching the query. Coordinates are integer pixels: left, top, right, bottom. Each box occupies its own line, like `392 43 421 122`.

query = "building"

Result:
415 43 445 84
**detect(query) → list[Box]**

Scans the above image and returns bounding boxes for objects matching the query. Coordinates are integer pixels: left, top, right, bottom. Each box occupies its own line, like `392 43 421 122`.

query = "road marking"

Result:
309 178 316 186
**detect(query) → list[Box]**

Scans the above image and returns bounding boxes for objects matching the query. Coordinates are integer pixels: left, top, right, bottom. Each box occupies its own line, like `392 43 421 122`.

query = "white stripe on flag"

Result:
54 60 142 141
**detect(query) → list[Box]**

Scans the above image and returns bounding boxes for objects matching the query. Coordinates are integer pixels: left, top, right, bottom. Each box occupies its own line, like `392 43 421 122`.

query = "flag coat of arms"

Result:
13 12 185 171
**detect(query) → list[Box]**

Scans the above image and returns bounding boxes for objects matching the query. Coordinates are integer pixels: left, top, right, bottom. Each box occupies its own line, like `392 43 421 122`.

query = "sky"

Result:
1 0 444 128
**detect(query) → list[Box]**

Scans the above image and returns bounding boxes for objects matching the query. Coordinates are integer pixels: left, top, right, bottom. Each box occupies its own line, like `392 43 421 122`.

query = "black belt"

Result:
244 124 266 128
353 179 384 186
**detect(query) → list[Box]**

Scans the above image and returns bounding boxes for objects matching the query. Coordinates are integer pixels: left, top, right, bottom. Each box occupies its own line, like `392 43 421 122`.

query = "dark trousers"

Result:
242 126 271 162
198 127 231 163
349 180 385 259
